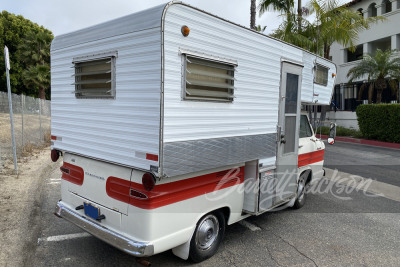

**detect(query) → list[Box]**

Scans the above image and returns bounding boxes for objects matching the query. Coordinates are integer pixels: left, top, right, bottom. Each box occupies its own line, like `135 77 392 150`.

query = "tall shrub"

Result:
356 104 400 143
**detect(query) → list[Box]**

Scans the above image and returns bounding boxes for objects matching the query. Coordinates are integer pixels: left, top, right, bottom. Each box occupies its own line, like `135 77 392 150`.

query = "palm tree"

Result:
307 0 382 59
347 49 400 104
18 30 53 99
271 10 315 51
23 64 50 100
254 25 267 33
250 0 257 29
258 0 294 16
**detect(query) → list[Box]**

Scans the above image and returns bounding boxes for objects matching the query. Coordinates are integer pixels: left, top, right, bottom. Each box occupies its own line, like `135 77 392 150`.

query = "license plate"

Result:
84 202 100 220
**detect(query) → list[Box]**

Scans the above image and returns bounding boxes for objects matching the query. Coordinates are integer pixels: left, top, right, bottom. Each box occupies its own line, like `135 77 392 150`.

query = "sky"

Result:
2 0 349 36
2 0 286 36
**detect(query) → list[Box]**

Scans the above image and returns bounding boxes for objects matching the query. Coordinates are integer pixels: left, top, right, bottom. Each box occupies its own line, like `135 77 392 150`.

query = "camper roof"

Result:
51 3 167 51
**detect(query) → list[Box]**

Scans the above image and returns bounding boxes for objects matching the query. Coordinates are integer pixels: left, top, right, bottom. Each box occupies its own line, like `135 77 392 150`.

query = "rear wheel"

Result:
293 172 307 209
189 211 225 263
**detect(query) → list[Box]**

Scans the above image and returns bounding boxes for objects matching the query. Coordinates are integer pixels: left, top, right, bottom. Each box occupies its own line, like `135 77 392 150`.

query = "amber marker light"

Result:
332 73 336 78
181 25 190 37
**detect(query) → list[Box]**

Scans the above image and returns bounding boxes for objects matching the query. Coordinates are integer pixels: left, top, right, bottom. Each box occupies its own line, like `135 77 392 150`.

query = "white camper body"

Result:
52 1 336 262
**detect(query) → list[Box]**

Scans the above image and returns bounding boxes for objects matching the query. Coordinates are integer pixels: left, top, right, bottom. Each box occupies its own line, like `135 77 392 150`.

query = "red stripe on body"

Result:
298 150 325 168
106 167 244 209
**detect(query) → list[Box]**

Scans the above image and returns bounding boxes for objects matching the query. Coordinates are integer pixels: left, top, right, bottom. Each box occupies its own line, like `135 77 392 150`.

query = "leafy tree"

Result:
347 49 400 104
0 11 53 99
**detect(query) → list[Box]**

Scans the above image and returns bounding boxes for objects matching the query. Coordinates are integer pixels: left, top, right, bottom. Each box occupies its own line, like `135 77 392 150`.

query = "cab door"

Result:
275 62 303 204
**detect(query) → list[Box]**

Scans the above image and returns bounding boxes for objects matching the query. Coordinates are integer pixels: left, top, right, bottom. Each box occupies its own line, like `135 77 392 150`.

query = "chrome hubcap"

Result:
195 214 219 251
297 176 306 202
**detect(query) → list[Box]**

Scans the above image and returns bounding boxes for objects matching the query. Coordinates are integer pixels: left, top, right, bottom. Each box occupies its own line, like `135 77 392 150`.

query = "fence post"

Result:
4 46 18 175
21 94 25 148
39 98 42 142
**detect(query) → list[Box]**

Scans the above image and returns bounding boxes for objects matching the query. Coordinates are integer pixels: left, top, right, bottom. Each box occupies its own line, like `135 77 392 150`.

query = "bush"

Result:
356 104 400 143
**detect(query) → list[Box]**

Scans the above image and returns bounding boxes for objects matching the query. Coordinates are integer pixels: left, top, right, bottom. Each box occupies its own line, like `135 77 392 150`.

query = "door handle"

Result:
280 134 286 144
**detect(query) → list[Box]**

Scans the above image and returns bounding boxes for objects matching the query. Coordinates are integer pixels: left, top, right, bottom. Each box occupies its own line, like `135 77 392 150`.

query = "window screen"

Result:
184 56 235 102
314 64 329 86
74 57 115 98
299 115 313 138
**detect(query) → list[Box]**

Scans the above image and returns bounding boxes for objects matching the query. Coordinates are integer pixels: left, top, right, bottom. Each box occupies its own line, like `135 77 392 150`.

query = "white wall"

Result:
331 0 400 84
326 111 359 130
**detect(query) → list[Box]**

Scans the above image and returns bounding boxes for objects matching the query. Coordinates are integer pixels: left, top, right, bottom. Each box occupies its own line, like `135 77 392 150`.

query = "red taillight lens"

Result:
51 149 60 162
142 172 156 191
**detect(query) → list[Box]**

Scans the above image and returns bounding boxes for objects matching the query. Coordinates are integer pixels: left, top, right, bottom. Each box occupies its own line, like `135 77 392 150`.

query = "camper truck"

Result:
51 1 336 262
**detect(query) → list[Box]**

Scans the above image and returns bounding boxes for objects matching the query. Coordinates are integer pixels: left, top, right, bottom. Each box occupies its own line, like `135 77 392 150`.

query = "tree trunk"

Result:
250 0 256 29
297 0 302 33
376 89 383 104
375 78 386 104
38 86 46 100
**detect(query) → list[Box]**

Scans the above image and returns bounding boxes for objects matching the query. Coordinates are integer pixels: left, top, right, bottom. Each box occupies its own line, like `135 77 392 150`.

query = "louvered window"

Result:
314 64 329 86
184 56 235 102
74 56 116 99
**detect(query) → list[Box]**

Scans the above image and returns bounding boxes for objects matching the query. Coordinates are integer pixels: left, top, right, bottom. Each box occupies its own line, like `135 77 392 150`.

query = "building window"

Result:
347 45 363 62
73 54 116 99
183 55 235 102
368 3 377 17
314 64 329 86
382 0 392 13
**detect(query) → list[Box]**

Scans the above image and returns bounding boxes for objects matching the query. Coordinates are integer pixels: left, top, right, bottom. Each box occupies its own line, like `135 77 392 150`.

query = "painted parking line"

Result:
238 220 261 231
38 232 91 243
50 178 61 181
47 181 61 185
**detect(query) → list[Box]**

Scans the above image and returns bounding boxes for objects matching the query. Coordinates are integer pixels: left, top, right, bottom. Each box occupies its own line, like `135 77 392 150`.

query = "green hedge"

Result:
356 104 400 143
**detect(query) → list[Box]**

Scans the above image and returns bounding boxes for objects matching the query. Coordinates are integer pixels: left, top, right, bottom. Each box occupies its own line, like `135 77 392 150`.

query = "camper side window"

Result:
184 56 235 102
74 57 115 98
314 64 328 86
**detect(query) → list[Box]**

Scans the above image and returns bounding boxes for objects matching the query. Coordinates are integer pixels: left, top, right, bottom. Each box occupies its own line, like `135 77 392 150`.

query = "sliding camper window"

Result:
184 56 235 102
314 64 329 86
74 57 115 99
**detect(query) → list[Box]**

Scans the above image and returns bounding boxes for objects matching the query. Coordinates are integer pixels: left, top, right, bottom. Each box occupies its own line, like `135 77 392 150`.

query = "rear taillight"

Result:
51 149 60 162
142 172 156 191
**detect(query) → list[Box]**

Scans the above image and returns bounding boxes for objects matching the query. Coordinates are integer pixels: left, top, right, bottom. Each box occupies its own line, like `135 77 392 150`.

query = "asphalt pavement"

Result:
324 141 400 187
27 142 400 266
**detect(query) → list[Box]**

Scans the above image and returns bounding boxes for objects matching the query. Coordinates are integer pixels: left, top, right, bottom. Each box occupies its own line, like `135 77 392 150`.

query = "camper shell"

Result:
52 1 336 262
51 1 335 179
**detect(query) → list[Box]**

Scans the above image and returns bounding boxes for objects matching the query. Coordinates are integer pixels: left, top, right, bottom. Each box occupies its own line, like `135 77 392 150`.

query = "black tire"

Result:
293 172 308 209
189 211 226 263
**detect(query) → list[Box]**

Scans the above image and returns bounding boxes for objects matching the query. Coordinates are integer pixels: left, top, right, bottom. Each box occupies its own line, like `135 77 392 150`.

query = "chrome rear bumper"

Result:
54 201 154 257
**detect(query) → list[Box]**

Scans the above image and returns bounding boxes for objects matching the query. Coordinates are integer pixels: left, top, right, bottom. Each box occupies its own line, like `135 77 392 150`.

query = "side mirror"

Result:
328 123 336 145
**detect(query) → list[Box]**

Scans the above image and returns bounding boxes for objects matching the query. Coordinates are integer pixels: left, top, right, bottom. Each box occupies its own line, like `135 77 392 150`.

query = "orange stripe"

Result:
106 167 244 209
298 150 325 168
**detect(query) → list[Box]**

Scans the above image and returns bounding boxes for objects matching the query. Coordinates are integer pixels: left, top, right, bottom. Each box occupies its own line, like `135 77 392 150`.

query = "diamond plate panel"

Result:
162 133 276 177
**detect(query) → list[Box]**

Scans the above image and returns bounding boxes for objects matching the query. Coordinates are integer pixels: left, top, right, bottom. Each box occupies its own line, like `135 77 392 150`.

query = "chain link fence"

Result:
0 91 51 174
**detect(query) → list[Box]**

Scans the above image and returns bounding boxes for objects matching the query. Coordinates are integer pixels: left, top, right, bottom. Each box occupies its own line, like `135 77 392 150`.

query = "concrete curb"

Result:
317 134 400 150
